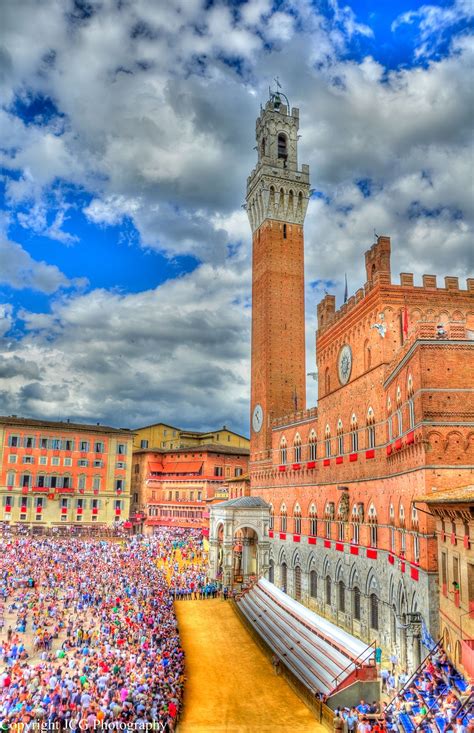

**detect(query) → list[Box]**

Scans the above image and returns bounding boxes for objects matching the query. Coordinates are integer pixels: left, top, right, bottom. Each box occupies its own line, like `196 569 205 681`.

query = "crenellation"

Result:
445 276 459 291
400 273 414 287
317 294 336 330
423 275 437 289
365 235 391 287
467 278 474 292
355 288 364 303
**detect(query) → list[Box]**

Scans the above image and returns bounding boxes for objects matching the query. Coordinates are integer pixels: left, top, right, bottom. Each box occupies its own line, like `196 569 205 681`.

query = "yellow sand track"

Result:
175 599 322 733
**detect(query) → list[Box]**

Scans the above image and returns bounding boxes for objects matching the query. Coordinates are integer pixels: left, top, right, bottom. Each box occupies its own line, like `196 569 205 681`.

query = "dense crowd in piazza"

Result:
0 528 207 731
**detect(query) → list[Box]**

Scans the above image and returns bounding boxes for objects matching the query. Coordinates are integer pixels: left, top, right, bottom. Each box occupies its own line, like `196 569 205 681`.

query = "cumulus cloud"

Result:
1 261 251 429
0 236 85 293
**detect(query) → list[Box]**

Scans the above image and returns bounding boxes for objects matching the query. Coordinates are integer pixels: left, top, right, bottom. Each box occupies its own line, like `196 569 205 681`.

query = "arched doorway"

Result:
233 526 259 580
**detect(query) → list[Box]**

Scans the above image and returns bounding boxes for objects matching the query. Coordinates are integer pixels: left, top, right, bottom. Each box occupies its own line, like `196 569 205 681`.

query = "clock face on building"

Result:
338 344 353 385
252 404 264 433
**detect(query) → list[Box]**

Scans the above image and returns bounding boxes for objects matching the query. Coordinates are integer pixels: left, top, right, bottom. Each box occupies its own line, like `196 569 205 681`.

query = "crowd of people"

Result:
0 530 206 731
384 648 473 733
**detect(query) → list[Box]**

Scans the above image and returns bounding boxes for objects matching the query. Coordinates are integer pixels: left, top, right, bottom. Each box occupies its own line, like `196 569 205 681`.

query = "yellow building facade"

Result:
133 423 249 451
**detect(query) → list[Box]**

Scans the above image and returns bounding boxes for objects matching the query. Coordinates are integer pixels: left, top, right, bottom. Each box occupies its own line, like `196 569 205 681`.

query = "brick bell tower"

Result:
247 90 310 464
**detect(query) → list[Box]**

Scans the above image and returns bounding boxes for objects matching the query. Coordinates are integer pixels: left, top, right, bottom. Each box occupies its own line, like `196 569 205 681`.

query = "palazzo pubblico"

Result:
210 92 474 674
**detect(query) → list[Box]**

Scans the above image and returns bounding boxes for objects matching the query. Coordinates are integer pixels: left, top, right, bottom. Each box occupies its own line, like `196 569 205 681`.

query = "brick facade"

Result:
247 98 474 672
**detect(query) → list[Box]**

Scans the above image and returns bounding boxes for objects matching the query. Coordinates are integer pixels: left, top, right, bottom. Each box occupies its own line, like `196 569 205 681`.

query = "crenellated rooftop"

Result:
317 235 474 334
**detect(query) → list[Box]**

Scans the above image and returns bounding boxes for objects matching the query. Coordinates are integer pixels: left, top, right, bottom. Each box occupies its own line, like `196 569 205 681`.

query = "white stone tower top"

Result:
246 91 310 232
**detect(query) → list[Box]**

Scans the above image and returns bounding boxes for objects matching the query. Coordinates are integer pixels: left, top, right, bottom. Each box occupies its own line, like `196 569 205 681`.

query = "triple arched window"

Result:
367 407 376 449
309 430 317 461
294 434 301 463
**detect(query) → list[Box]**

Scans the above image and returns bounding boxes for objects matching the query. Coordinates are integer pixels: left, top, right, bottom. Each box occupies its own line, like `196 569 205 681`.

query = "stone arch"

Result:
348 563 360 589
306 552 318 573
335 559 344 582
366 568 381 596
291 549 302 568
277 546 288 566
232 522 263 542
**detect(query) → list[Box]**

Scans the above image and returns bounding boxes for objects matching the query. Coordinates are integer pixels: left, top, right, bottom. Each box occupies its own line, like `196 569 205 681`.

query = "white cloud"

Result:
0 236 84 293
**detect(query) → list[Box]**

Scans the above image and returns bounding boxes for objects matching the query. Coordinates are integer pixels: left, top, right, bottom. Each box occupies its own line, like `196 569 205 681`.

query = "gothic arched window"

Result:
294 434 302 463
309 430 317 461
280 438 287 465
280 504 287 532
351 413 358 452
293 503 302 534
309 504 317 536
370 593 379 630
310 570 317 598
353 586 361 620
366 407 376 449
278 133 288 160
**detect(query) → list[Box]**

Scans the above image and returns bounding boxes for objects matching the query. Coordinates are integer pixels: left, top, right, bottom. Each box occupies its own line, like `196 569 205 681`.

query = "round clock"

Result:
338 344 352 385
252 404 264 433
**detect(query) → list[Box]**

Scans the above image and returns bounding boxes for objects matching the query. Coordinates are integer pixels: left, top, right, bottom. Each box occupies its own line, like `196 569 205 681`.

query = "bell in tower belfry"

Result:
247 87 310 463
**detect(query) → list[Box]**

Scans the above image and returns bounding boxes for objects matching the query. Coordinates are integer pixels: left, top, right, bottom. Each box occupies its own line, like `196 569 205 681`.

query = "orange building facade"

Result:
131 445 249 535
0 416 133 527
247 93 474 671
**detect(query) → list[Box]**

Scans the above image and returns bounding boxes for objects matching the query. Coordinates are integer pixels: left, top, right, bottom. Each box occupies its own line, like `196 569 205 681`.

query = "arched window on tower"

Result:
293 503 302 534
278 133 288 162
366 407 376 449
351 414 359 452
364 338 371 371
325 425 331 457
294 434 302 463
309 430 317 461
280 504 287 533
309 504 317 537
269 504 274 530
325 367 330 395
280 438 287 465
261 137 266 157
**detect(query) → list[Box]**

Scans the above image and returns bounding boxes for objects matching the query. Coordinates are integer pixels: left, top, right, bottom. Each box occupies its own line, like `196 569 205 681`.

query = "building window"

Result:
21 474 32 488
338 581 345 613
6 471 15 487
78 459 88 467
8 455 18 463
78 476 86 490
63 439 74 451
52 438 61 450
117 443 126 455
338 521 345 541
337 420 344 455
269 505 274 530
39 456 47 465
115 479 123 491
214 466 223 476
64 457 72 467
370 594 379 630
51 457 60 466
277 133 287 160
309 505 317 536
93 477 101 491
140 439 148 449
234 467 243 477
368 504 377 547
280 439 287 465
325 425 331 457
413 535 420 564
280 505 287 532
293 505 301 534
309 431 317 460
353 587 361 620
310 570 317 598
23 456 34 464
351 414 358 452
283 223 287 239
79 440 89 452
94 442 104 454
294 435 301 463
40 437 48 449
325 576 331 605
397 409 403 436
325 368 330 395
8 435 19 447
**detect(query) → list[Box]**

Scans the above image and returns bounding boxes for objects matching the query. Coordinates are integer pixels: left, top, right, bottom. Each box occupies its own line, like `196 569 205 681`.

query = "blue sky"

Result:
1 0 473 433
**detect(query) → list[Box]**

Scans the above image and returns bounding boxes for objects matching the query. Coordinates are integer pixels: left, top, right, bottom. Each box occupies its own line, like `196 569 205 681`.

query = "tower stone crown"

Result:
246 99 310 232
